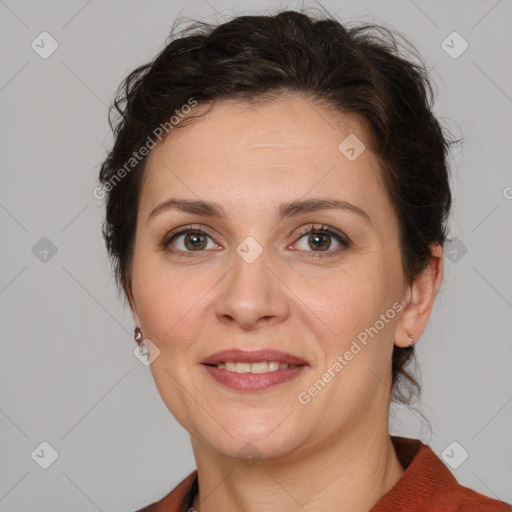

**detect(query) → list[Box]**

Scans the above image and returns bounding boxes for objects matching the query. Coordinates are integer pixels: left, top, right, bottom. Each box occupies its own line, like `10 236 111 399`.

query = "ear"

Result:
395 243 444 347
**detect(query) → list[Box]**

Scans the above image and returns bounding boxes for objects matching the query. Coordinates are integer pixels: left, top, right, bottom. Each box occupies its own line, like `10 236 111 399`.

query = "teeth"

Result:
215 361 298 373
251 362 269 373
235 362 251 373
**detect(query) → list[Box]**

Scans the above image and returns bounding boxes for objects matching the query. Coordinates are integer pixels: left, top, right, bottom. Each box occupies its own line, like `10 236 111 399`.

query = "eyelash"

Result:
160 223 351 258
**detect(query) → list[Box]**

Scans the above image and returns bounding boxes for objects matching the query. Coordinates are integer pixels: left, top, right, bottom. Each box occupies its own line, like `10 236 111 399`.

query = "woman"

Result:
98 9 512 512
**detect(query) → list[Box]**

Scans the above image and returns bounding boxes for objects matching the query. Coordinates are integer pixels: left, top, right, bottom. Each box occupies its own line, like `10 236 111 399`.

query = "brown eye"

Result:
163 227 220 254
294 224 350 256
182 232 208 251
307 232 332 251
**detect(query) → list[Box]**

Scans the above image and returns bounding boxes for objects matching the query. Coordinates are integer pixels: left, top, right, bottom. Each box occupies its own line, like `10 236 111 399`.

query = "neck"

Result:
190 422 404 512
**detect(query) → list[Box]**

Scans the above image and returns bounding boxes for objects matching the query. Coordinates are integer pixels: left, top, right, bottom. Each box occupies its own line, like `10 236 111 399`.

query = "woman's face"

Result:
130 95 412 461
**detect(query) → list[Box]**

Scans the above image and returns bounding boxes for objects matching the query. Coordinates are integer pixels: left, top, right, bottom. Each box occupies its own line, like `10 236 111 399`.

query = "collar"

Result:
140 436 512 511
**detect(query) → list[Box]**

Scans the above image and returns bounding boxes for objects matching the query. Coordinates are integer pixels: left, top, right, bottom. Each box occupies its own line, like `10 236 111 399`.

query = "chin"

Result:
212 432 299 463
193 414 302 461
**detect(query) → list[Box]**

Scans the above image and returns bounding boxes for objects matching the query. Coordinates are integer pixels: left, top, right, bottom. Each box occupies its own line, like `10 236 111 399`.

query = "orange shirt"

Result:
135 436 512 511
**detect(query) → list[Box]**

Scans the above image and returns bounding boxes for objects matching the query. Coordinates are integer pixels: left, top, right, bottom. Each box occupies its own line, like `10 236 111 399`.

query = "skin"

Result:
128 94 443 512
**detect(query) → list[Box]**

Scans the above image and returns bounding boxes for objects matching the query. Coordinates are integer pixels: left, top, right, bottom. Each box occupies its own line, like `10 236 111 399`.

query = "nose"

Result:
215 250 290 329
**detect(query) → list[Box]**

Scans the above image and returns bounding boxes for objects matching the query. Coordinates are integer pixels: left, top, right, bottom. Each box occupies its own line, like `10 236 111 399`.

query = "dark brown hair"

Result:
98 9 455 405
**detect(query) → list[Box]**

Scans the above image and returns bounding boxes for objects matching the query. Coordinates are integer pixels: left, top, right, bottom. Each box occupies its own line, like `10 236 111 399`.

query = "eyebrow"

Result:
148 197 372 225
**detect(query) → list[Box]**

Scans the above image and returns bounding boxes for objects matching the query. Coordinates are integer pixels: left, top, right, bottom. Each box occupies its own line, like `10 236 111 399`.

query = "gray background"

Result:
1 0 511 510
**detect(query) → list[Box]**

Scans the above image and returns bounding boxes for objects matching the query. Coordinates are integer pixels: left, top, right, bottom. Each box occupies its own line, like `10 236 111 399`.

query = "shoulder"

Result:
133 470 198 512
443 478 512 512
444 479 512 512
373 437 512 511
453 493 512 512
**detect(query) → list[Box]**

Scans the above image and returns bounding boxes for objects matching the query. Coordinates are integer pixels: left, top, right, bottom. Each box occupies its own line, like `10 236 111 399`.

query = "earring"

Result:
134 325 143 345
408 334 414 347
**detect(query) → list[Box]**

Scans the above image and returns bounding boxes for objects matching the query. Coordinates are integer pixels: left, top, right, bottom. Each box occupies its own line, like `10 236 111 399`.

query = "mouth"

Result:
200 348 308 368
200 348 309 391
206 361 300 372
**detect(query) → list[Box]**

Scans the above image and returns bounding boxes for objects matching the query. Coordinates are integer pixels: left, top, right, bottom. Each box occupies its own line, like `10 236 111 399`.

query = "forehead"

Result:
140 95 392 224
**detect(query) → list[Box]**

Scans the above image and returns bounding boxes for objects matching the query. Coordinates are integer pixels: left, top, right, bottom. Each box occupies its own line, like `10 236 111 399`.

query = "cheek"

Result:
131 248 211 344
135 287 198 350
292 262 397 349
131 265 212 430
298 271 400 410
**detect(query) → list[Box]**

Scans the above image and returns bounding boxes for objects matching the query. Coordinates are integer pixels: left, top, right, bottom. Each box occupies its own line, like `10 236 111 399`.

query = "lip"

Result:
200 348 309 366
202 364 307 391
